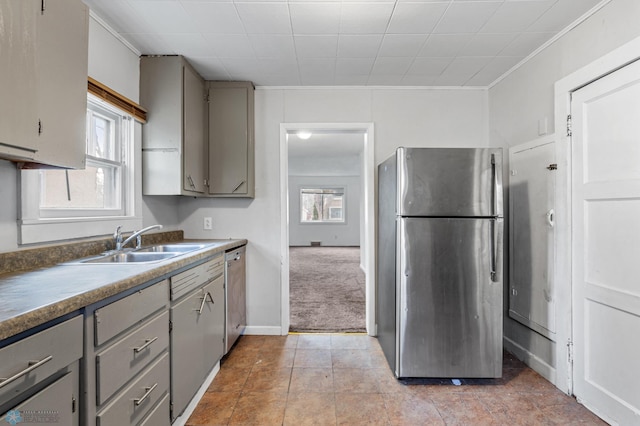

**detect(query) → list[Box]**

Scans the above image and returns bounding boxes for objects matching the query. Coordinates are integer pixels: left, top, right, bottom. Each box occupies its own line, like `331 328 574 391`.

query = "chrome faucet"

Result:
114 224 163 250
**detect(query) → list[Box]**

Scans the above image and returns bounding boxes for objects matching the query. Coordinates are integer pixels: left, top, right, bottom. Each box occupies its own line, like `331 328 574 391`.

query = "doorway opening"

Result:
279 123 375 335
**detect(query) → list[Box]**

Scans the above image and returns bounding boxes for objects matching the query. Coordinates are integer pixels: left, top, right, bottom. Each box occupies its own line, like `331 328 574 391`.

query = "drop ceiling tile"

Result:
235 3 292 34
406 57 452 76
162 33 217 57
180 2 245 34
501 32 554 56
86 0 154 34
254 73 301 86
387 2 448 34
188 57 231 80
401 74 438 86
479 1 555 33
458 33 518 56
221 57 261 75
299 58 336 84
418 34 472 57
203 34 255 57
378 35 428 57
340 3 396 34
465 56 523 86
122 33 173 54
259 58 299 75
248 35 296 58
294 35 339 58
367 74 404 85
441 56 493 81
337 35 384 58
334 75 370 85
289 3 341 34
336 58 375 75
433 1 502 34
127 1 194 33
371 57 414 75
528 0 601 32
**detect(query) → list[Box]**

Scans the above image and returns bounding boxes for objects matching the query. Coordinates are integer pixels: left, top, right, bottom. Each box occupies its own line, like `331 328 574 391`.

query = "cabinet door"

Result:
5 362 80 426
208 82 255 197
170 287 206 419
34 0 88 168
0 0 38 161
203 276 225 371
182 64 207 193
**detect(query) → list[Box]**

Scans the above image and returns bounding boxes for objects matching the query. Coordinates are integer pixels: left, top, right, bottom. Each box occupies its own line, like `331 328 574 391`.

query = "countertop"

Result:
0 238 246 342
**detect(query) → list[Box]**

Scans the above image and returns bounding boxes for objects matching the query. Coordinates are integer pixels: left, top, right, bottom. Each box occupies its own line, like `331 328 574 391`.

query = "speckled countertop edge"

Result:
0 237 247 341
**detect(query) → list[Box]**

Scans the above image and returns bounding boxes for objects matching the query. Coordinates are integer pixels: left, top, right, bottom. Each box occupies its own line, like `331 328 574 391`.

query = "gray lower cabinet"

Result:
170 256 225 421
85 280 170 426
0 315 83 426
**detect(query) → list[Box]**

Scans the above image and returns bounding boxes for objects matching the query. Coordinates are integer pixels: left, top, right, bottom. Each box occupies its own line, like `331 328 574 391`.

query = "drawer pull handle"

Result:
195 292 215 314
133 337 159 353
134 383 157 406
0 355 53 389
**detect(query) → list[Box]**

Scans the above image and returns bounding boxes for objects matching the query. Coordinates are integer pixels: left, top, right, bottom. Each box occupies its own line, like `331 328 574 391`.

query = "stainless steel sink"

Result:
67 242 214 264
135 244 207 253
81 252 178 263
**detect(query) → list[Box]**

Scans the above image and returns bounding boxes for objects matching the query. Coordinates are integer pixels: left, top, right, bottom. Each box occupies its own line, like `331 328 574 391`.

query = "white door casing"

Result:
571 58 640 425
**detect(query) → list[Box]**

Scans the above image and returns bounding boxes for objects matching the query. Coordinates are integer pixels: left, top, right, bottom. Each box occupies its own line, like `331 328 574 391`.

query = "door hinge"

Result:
41 0 46 13
72 396 76 413
567 339 574 364
566 114 572 137
38 119 42 135
169 320 173 333
547 163 558 171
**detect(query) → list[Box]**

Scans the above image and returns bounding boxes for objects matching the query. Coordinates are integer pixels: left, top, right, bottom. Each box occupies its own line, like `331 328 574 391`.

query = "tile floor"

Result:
187 334 605 425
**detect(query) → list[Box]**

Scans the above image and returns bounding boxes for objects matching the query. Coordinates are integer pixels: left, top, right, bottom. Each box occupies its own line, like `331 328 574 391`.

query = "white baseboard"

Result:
243 325 283 335
171 361 220 426
504 336 557 385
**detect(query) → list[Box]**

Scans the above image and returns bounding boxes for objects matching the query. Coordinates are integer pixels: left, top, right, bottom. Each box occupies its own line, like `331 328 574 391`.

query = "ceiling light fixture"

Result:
296 130 312 140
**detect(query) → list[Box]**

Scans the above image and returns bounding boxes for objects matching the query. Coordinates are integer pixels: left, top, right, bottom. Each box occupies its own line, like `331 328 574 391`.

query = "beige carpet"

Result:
289 246 366 333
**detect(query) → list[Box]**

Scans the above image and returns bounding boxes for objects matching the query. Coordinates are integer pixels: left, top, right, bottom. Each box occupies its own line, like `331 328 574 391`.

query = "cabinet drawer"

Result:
171 255 223 300
0 316 82 403
97 352 169 426
96 311 169 405
94 280 168 346
139 393 170 426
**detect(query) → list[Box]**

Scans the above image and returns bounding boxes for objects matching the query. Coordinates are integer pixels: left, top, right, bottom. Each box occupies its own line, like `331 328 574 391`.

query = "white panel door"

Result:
508 138 556 339
571 59 640 425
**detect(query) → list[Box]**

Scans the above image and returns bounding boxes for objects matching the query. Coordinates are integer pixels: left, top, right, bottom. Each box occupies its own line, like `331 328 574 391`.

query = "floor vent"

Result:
310 241 321 247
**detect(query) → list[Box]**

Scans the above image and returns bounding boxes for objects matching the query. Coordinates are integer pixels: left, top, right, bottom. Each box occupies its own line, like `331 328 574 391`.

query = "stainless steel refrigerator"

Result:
377 147 504 379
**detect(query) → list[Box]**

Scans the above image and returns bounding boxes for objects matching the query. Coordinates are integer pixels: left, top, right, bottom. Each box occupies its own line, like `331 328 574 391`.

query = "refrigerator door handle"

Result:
490 218 502 282
491 153 503 217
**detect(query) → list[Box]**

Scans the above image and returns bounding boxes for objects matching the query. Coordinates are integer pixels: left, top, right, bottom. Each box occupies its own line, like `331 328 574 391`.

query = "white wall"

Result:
489 0 640 378
289 175 360 247
177 87 488 331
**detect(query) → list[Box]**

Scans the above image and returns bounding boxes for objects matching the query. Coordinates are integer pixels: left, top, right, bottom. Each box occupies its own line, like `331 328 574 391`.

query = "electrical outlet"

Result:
203 217 212 230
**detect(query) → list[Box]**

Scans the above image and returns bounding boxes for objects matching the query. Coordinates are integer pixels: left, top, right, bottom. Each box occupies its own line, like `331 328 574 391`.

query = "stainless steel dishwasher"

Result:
224 245 246 354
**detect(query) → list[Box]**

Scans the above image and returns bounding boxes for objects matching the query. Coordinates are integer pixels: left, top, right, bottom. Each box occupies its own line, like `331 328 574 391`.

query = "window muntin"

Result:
300 188 345 223
38 96 129 217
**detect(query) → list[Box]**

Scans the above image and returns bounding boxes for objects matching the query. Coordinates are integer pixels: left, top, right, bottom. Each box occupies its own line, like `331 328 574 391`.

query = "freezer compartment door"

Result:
397 217 503 378
397 148 503 217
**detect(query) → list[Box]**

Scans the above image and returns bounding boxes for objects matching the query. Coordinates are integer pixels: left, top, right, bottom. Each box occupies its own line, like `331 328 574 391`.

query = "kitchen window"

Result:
19 93 141 244
300 187 345 223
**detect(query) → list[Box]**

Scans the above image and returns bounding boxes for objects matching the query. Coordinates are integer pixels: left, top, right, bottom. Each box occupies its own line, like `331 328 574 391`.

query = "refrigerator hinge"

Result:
567 339 574 365
566 114 572 137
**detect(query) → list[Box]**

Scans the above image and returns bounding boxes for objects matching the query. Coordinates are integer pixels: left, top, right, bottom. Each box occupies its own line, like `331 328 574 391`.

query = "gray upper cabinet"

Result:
141 55 207 195
0 0 88 168
208 81 255 198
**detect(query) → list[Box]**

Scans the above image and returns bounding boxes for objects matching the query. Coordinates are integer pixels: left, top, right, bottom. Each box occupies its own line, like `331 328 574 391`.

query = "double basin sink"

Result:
71 243 210 264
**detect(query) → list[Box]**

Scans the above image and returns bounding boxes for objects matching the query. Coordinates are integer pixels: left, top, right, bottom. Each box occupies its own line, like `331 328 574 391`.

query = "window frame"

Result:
19 93 141 245
299 186 346 224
